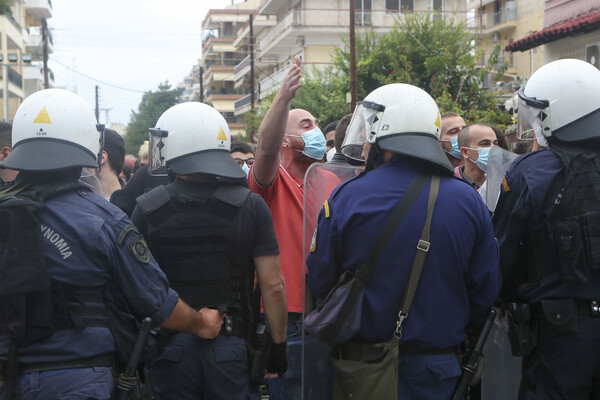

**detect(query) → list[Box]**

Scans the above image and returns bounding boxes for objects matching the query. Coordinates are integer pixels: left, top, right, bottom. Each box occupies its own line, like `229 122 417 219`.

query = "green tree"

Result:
125 82 182 154
0 0 12 15
332 12 511 128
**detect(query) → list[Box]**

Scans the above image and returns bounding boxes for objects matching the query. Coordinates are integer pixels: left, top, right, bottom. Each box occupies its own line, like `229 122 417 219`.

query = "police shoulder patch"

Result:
324 200 330 219
310 227 318 253
502 176 510 192
129 235 151 264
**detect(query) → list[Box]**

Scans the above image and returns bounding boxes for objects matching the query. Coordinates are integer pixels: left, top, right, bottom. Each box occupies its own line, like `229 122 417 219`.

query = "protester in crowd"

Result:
439 112 467 170
328 114 353 165
230 141 255 177
93 128 126 199
323 120 338 162
249 55 335 400
0 122 16 188
457 123 499 190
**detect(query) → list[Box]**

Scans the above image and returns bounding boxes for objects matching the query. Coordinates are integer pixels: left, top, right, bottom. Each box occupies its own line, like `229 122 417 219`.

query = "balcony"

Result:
204 65 236 83
258 8 396 58
233 14 277 49
485 6 517 34
25 0 53 19
205 93 244 113
202 36 235 54
25 27 53 60
259 67 289 98
7 66 22 88
234 92 259 117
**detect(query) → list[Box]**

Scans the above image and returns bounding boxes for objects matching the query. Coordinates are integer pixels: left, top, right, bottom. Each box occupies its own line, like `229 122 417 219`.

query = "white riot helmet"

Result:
518 58 600 145
341 83 452 173
156 102 245 179
1 89 101 171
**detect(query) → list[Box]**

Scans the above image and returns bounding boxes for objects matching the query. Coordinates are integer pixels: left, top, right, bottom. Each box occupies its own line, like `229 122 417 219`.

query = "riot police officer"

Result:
0 89 223 399
131 102 288 400
307 83 501 399
493 59 600 399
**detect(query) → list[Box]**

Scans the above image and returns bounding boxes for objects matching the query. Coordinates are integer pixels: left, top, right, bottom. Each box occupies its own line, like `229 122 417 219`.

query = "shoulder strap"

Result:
356 172 429 282
395 174 440 339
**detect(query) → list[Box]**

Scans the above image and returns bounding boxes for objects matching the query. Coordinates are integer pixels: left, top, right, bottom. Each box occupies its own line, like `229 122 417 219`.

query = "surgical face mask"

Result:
466 146 492 172
440 136 463 160
287 127 327 160
241 163 250 176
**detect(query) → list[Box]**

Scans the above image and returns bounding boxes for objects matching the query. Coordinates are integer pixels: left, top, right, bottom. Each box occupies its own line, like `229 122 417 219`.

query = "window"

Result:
354 0 372 10
432 0 443 12
386 0 398 11
402 0 414 12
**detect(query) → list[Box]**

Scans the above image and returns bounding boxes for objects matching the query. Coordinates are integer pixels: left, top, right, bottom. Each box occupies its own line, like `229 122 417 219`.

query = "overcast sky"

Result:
48 0 236 128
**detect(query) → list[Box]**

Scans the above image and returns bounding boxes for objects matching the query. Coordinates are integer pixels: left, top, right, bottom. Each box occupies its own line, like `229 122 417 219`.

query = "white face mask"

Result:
241 163 250 176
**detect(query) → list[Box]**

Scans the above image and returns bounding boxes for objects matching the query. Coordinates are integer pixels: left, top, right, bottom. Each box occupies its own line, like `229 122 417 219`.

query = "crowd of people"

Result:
0 56 599 400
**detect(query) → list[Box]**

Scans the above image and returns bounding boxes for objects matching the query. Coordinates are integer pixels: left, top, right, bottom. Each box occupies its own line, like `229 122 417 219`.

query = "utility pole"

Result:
42 18 49 89
349 0 357 112
199 66 204 102
95 85 99 122
249 13 255 135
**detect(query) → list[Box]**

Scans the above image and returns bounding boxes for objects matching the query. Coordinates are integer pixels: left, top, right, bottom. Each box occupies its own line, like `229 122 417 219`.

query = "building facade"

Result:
0 0 52 121
506 0 600 69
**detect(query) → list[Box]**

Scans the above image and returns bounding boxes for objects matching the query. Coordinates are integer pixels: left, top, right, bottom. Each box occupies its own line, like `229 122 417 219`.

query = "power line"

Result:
50 57 147 94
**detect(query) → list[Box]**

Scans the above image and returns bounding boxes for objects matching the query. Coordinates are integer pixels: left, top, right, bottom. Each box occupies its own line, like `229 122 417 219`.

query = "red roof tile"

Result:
506 9 600 52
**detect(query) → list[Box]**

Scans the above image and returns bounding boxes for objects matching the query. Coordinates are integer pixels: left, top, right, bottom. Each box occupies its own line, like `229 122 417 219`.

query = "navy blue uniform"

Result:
307 160 501 399
132 179 279 400
492 148 600 399
0 186 178 400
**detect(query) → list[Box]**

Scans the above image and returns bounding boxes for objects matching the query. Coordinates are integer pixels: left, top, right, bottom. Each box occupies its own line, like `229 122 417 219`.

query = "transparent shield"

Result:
484 146 518 212
481 310 522 399
517 96 550 142
302 162 365 400
148 129 168 176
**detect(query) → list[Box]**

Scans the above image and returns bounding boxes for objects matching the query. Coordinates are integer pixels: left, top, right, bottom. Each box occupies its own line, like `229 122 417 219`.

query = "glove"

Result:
266 341 288 377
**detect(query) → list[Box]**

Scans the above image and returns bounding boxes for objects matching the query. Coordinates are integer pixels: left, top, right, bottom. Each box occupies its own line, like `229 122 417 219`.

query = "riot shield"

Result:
302 162 364 400
484 146 518 212
481 309 522 399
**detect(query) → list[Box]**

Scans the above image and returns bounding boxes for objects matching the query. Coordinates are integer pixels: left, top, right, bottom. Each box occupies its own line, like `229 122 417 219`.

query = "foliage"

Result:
331 12 512 129
125 82 182 154
0 0 12 15
248 11 512 133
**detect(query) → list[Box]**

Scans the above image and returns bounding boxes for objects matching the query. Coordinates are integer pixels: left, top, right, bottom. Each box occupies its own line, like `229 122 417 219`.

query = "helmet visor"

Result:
341 103 381 161
517 88 551 141
148 128 168 176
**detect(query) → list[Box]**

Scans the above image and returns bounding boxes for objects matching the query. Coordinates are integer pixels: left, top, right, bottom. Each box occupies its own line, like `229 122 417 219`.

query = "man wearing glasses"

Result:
230 142 255 176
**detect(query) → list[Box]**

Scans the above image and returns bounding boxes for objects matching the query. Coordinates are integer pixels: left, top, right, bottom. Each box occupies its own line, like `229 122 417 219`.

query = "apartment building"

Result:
0 0 52 121
467 0 544 79
506 0 600 69
231 0 469 132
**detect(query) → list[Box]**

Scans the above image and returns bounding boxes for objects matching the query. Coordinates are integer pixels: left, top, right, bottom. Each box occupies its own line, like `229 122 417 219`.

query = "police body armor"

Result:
137 183 254 338
526 143 600 284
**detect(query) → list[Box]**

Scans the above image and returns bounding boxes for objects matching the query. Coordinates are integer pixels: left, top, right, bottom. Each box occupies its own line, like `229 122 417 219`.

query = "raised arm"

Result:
253 56 302 186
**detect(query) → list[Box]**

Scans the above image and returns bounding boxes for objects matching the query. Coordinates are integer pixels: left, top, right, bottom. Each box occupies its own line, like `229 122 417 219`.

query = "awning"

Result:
506 9 600 52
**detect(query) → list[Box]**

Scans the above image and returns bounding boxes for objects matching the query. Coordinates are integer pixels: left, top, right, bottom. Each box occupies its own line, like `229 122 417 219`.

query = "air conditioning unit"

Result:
586 43 600 69
296 36 305 47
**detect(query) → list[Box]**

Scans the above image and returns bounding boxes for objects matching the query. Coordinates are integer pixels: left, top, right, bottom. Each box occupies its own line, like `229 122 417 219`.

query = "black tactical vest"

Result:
528 143 600 283
137 183 254 337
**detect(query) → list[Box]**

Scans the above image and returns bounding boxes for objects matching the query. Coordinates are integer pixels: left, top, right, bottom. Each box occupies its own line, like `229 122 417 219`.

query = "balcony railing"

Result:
259 67 289 96
234 56 251 75
234 92 258 110
7 66 22 87
489 7 516 27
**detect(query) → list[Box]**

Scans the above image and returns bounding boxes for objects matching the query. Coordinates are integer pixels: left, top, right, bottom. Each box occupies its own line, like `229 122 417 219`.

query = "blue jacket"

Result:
0 186 178 363
307 161 501 347
492 148 600 303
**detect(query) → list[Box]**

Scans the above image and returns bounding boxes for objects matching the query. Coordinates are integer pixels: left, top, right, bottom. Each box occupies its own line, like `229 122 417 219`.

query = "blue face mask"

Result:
441 137 463 160
288 127 327 160
467 146 491 172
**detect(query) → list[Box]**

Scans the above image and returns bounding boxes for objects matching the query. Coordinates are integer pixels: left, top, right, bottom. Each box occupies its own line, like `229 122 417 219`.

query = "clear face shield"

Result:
79 124 105 196
517 87 551 147
148 128 169 176
341 101 385 162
